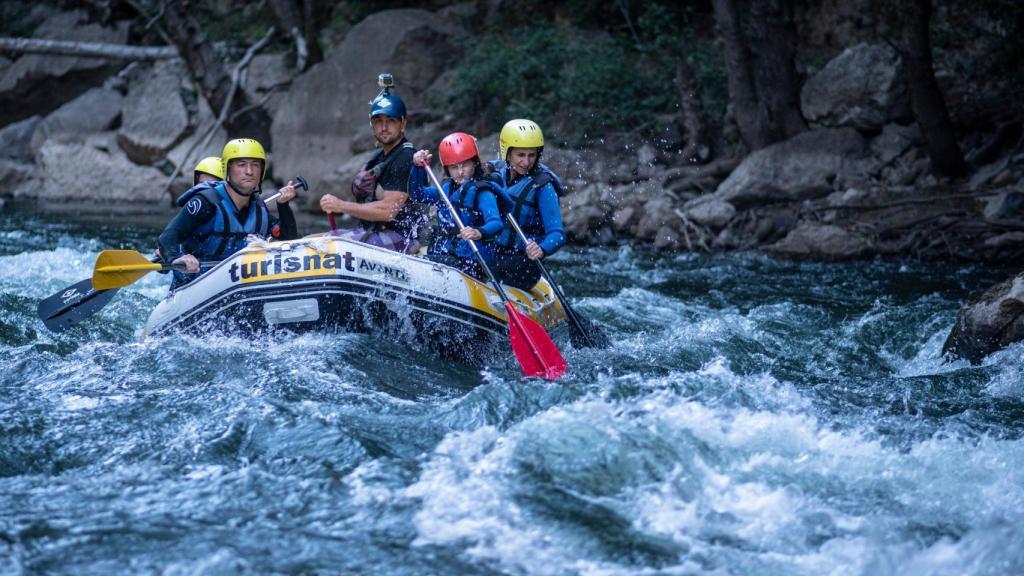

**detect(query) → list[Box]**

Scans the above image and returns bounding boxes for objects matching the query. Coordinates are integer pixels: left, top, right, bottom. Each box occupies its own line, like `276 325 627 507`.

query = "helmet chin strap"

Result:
227 179 257 198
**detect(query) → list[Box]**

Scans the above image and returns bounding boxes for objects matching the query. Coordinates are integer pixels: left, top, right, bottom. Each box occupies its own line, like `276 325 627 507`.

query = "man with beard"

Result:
319 74 421 253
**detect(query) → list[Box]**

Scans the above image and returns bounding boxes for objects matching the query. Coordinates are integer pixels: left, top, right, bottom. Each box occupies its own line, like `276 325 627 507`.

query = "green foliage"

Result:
437 19 725 145
195 1 286 56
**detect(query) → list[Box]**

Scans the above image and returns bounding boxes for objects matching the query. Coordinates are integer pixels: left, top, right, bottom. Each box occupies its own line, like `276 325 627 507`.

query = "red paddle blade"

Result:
506 302 567 380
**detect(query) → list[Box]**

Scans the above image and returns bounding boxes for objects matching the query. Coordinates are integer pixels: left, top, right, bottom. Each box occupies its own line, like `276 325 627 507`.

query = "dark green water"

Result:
1 212 1023 575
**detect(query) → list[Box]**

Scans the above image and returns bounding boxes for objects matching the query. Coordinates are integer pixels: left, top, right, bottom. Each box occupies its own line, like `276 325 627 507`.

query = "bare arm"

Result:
320 189 408 222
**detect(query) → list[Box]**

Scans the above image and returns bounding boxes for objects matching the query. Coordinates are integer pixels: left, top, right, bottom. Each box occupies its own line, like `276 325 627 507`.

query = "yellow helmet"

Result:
193 156 225 181
499 119 544 162
221 138 267 181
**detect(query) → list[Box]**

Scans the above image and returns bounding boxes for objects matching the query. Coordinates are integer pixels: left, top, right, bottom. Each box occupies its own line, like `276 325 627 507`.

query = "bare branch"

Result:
160 26 277 204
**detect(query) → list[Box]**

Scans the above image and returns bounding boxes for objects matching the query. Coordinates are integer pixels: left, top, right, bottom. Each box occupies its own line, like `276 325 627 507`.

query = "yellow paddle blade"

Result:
92 250 161 290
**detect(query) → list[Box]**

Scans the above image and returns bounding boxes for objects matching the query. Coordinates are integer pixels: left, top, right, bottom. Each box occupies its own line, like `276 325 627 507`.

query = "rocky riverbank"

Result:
2 9 1022 263
1 6 1022 360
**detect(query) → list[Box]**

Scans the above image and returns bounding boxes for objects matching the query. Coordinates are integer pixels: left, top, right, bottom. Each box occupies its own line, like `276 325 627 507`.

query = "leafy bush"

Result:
437 21 724 145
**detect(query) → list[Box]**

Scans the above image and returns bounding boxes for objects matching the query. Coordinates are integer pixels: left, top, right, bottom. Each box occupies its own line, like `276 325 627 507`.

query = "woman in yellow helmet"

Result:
156 139 299 289
488 119 567 291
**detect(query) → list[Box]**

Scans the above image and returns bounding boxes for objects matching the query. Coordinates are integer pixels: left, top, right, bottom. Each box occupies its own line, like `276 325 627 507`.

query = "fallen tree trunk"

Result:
0 37 178 60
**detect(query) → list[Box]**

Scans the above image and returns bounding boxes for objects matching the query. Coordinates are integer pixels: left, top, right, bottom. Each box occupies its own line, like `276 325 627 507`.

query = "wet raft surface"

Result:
1 212 1023 575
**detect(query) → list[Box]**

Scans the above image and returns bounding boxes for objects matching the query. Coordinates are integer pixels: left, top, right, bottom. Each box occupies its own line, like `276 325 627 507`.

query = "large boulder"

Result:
714 128 869 207
29 87 123 153
943 273 1024 364
801 43 912 131
0 11 129 127
117 60 193 165
270 9 459 197
242 54 292 118
24 132 168 203
164 93 227 191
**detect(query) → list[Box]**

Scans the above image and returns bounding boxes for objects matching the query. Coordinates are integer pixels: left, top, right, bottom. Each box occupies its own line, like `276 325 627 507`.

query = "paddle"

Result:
37 179 307 331
37 277 123 332
505 215 610 349
92 250 223 290
422 164 567 380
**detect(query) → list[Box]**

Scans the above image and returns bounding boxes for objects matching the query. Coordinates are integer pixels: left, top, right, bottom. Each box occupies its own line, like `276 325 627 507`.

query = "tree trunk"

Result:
268 0 325 70
748 0 806 140
160 0 272 145
712 0 771 150
675 52 710 163
899 0 968 178
0 36 178 60
301 0 326 68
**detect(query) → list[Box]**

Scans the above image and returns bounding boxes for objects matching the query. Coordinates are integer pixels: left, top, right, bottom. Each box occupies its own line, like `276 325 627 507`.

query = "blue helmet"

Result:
368 91 406 120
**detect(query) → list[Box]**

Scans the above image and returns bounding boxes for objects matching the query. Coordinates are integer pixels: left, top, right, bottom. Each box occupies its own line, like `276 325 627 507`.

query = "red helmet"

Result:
438 132 479 166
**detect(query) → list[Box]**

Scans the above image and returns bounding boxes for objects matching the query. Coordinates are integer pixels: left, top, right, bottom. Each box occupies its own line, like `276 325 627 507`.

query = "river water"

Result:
1 211 1022 575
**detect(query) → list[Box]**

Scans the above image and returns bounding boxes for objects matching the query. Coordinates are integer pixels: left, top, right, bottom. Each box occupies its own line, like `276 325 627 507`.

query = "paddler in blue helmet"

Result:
156 139 299 289
319 73 422 253
489 119 567 291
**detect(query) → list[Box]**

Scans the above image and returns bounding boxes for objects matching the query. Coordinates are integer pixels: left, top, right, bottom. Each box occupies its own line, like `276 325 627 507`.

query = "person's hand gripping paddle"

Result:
422 164 567 380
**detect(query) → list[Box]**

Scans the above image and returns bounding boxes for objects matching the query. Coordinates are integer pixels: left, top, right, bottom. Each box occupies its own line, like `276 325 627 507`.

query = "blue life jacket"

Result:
176 181 272 260
487 161 565 250
432 178 500 263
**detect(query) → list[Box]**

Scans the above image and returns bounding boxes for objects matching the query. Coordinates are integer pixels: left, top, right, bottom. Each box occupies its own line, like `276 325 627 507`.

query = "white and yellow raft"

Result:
142 234 566 362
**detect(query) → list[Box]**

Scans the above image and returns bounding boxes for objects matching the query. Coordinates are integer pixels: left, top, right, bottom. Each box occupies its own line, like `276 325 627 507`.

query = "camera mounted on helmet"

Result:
368 72 407 120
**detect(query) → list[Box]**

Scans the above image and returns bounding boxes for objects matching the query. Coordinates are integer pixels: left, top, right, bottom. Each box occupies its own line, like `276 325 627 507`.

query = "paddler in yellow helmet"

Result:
156 139 299 289
192 156 225 186
489 119 567 291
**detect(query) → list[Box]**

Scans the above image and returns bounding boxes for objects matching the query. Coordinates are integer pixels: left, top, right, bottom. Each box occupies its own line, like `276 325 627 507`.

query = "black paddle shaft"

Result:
505 214 610 349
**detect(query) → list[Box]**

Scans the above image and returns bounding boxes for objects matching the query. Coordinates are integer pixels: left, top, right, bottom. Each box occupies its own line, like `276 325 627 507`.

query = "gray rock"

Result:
653 224 682 250
637 143 657 167
117 60 192 165
990 169 1017 188
683 196 736 229
563 204 605 241
0 11 129 126
982 187 1024 221
715 128 868 207
271 9 459 197
943 273 1024 364
969 155 1011 188
801 43 912 131
834 156 882 191
241 54 292 117
871 123 921 164
30 87 123 153
165 95 227 180
611 206 636 231
0 158 37 193
635 196 676 240
0 116 41 162
26 132 167 203
766 223 868 260
827 187 869 207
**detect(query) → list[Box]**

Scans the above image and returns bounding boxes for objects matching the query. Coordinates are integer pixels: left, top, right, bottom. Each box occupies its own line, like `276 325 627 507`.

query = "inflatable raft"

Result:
141 234 567 364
